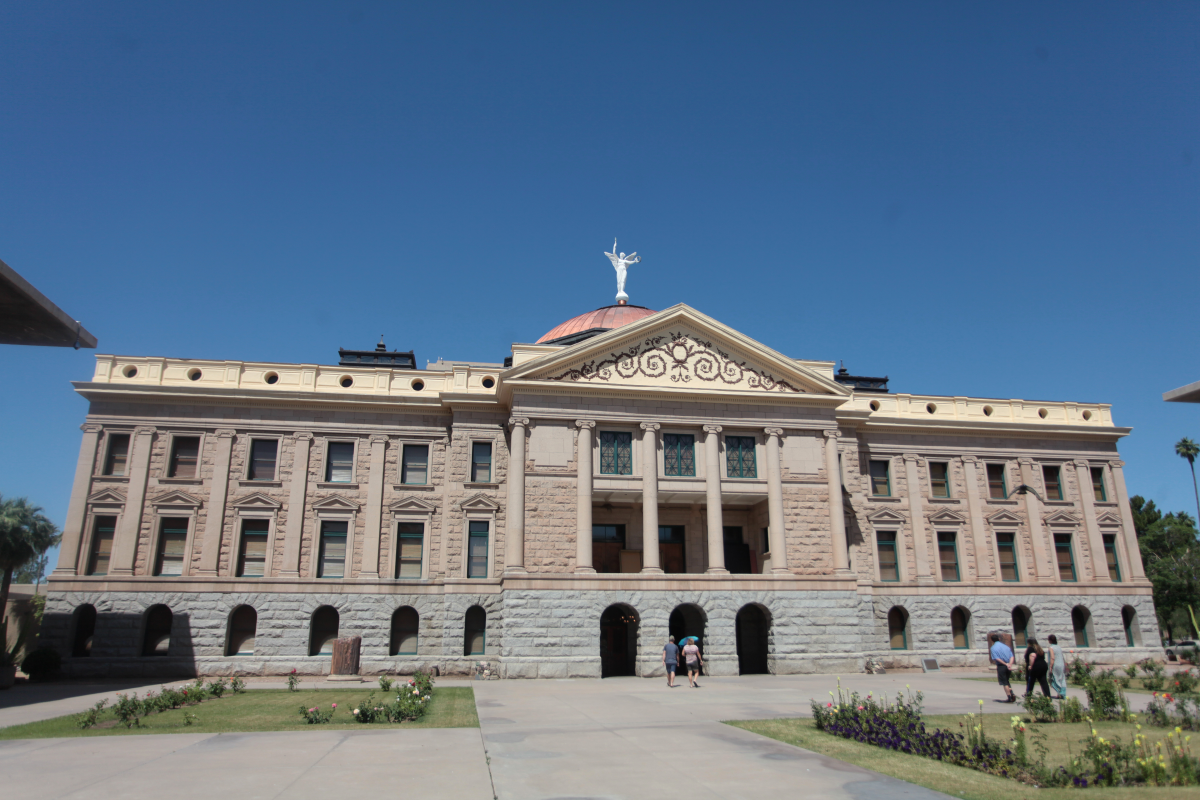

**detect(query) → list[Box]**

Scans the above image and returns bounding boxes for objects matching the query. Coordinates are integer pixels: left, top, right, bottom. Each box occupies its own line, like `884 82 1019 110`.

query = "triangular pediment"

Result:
459 492 500 511
1095 510 1123 526
389 496 437 513
928 508 968 525
987 509 1023 526
87 488 127 505
866 508 906 524
311 494 360 511
231 492 282 510
1042 510 1081 526
504 305 850 400
149 490 203 508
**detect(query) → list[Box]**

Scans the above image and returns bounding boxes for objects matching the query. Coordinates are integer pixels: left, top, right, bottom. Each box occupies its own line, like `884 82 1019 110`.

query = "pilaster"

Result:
358 434 389 579
640 422 662 574
902 453 933 583
1074 459 1110 583
1109 460 1146 580
55 423 103 576
824 429 850 575
278 432 312 578
703 425 727 574
194 429 236 577
505 418 530 574
108 426 155 577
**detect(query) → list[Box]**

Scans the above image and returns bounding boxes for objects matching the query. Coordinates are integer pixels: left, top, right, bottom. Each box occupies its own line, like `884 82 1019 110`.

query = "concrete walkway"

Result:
0 670 1159 799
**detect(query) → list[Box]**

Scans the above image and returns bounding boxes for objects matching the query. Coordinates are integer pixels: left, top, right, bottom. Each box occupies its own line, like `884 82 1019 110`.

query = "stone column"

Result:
640 422 663 574
574 421 596 573
1109 460 1146 580
765 428 790 573
505 418 530 574
279 432 313 578
1074 459 1109 582
193 429 236 577
961 457 996 581
902 454 933 582
703 425 727 574
824 429 851 575
359 434 389 579
109 426 155 577
54 423 103 576
1019 458 1053 581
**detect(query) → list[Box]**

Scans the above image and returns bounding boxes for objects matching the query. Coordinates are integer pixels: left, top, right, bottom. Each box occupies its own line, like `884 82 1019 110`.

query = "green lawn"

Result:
0 686 478 739
727 714 1195 800
959 675 1198 697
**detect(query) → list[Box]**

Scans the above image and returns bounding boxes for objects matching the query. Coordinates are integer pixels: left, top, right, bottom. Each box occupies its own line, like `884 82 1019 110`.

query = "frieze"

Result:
545 331 802 392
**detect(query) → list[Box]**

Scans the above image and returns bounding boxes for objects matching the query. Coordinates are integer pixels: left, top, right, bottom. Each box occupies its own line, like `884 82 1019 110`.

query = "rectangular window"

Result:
396 522 424 579
663 434 696 477
1043 465 1063 500
937 531 960 581
1091 467 1107 502
317 520 348 578
1103 534 1122 582
155 518 189 576
401 445 429 485
470 442 492 483
1054 533 1076 581
929 462 949 497
237 519 269 577
87 516 116 576
467 521 489 578
987 463 1008 499
103 434 130 476
599 431 633 475
659 525 686 574
726 436 757 478
168 436 200 478
869 460 891 496
876 532 899 582
325 442 354 483
997 532 1019 582
592 524 625 574
248 439 278 480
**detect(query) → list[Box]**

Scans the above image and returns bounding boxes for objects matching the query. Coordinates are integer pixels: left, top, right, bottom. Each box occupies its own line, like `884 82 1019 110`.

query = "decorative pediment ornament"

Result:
149 490 203 508
459 492 500 511
389 496 437 513
1042 510 1081 526
1095 510 1123 526
866 508 906 524
87 488 127 505
927 508 968 525
231 492 282 509
311 494 360 511
986 509 1023 526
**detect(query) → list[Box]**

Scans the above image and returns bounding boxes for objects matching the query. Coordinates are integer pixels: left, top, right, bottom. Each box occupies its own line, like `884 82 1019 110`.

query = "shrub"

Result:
286 668 300 692
378 675 394 692
1124 663 1139 680
299 703 336 724
1059 696 1085 723
1144 692 1199 731
1174 669 1198 695
1140 660 1167 691
1068 656 1094 685
75 698 107 729
1083 672 1125 719
113 693 145 728
20 647 61 682
412 670 435 697
1023 692 1057 723
230 677 246 694
206 678 228 698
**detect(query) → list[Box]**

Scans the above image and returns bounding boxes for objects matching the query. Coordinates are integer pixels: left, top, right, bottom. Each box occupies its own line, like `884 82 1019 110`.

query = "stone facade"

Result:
43 304 1161 678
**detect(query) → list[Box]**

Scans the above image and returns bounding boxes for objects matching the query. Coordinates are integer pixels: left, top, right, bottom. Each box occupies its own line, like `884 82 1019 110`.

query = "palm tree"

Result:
1177 438 1200 526
0 495 61 645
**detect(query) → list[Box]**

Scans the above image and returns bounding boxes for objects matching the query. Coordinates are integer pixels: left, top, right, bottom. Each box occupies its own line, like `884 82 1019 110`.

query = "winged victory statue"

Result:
605 238 640 304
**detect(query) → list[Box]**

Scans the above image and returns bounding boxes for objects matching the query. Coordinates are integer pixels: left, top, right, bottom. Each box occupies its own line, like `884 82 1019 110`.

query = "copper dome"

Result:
536 305 658 344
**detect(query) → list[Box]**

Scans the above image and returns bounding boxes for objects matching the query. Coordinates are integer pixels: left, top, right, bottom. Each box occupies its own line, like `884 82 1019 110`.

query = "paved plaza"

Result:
0 670 1155 799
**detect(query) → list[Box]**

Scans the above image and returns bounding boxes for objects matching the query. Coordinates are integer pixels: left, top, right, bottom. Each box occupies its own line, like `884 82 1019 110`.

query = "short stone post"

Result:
329 636 362 680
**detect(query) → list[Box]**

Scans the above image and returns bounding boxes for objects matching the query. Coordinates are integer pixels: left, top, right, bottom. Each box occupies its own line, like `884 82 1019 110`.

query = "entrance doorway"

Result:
669 604 707 668
600 604 639 677
736 604 770 674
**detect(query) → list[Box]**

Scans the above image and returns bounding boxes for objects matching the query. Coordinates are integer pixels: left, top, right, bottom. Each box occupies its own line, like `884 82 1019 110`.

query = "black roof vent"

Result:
834 365 889 393
338 336 416 369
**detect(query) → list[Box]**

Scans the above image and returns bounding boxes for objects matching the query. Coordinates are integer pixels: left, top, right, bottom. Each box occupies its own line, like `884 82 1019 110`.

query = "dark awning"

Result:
0 258 97 348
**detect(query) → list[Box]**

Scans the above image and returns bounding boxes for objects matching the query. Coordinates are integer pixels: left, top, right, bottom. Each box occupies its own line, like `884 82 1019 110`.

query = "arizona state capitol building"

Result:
43 250 1161 678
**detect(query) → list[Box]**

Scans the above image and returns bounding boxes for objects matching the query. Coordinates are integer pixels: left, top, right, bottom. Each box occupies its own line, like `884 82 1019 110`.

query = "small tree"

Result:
1177 437 1200 525
0 495 61 659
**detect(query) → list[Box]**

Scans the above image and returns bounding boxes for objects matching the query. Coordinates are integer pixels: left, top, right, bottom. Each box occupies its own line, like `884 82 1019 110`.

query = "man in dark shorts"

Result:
662 636 679 687
989 637 1016 703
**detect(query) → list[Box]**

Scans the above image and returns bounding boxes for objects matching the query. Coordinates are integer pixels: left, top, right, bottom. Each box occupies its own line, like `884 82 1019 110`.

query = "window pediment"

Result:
87 488 127 505
231 492 282 510
149 489 203 508
866 508 906 524
986 509 1023 526
311 494 360 511
459 492 500 511
389 496 437 513
1095 510 1123 526
1043 510 1081 526
927 508 967 525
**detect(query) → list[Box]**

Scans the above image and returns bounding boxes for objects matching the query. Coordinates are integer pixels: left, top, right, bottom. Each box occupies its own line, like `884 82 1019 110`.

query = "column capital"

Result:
764 427 784 438
81 422 104 434
702 424 723 434
1109 459 1125 469
1018 457 1035 466
1072 459 1091 469
215 428 237 439
823 428 842 440
509 417 531 430
961 455 979 464
639 422 660 432
294 431 314 441
369 434 390 444
901 453 922 463
574 419 595 430
133 425 156 436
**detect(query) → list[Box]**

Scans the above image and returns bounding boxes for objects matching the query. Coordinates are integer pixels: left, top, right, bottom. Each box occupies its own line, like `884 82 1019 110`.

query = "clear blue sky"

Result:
2 2 1197 571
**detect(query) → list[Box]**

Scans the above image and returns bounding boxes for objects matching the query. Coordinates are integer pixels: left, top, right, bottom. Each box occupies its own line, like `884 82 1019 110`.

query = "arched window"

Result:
309 606 339 656
464 606 486 656
390 607 419 656
72 604 97 658
887 606 909 650
142 605 172 657
226 605 258 656
1072 606 1092 648
1121 606 1140 647
1012 606 1032 647
951 606 970 650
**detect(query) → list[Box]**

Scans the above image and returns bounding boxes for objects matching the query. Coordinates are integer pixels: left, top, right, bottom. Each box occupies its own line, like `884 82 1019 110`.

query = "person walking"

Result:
662 636 680 688
1024 638 1051 698
989 635 1017 703
1047 634 1068 699
681 637 703 687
